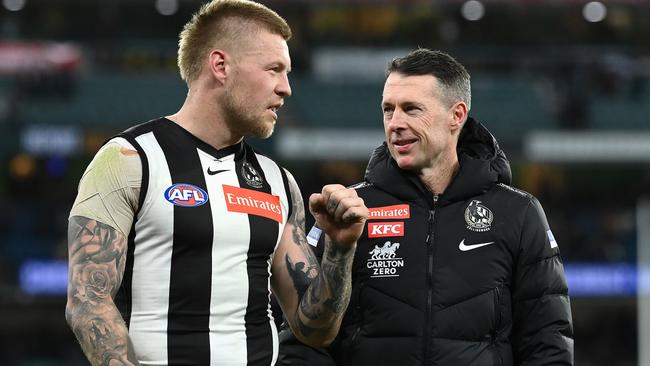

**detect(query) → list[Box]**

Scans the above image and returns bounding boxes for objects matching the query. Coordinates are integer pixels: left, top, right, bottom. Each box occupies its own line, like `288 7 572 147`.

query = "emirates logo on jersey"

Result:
223 185 282 223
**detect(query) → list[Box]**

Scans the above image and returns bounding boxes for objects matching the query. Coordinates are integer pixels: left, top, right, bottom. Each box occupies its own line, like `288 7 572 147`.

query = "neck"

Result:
418 150 459 195
167 87 243 150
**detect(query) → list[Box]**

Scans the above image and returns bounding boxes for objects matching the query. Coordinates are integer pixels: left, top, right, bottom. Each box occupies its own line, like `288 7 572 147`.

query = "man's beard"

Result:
221 90 275 139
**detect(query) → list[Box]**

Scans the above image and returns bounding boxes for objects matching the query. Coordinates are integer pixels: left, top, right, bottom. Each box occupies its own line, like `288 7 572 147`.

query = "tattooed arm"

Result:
65 216 140 366
272 172 367 347
65 140 142 365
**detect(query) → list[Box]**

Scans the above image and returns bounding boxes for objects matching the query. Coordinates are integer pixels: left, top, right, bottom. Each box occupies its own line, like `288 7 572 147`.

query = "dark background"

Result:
1 1 648 365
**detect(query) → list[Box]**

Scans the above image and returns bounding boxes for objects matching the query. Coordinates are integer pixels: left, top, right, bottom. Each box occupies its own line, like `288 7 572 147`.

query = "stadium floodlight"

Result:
461 0 485 22
583 1 607 23
2 0 25 12
156 0 178 16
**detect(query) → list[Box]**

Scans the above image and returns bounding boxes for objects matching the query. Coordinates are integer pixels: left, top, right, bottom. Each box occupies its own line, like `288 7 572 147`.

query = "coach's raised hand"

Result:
309 184 368 248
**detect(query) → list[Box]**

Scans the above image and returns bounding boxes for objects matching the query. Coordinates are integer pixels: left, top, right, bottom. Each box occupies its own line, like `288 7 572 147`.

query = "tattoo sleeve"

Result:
65 216 140 366
284 179 355 340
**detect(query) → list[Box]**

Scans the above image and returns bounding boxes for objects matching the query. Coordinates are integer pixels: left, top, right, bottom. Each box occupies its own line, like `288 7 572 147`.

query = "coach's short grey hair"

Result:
388 48 471 110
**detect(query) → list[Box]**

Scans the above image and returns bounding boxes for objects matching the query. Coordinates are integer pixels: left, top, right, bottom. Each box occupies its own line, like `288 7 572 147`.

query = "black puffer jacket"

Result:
279 118 574 365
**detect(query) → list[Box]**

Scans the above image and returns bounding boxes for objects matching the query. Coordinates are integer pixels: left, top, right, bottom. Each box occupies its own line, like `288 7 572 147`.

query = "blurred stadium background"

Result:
1 0 649 365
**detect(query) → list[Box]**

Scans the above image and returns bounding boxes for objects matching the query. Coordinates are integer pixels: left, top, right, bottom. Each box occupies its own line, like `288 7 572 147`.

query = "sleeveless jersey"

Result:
113 118 293 366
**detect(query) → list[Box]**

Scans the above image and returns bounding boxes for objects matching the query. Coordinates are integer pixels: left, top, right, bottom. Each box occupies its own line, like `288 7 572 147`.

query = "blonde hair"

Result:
178 0 292 84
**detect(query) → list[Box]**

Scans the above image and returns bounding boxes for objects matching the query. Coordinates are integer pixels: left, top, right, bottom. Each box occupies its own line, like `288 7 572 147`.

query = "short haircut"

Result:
388 48 471 110
178 0 292 84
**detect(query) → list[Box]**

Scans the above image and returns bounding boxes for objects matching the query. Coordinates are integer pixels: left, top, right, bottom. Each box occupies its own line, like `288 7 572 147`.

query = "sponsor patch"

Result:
367 240 404 278
368 221 404 238
164 183 209 207
223 185 282 223
368 204 410 220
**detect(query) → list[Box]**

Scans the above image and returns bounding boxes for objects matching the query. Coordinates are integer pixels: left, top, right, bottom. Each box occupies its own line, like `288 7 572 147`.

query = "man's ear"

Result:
450 101 469 133
208 49 228 85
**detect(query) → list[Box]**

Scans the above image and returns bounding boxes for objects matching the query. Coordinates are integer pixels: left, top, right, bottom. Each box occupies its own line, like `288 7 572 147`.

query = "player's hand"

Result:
308 184 368 248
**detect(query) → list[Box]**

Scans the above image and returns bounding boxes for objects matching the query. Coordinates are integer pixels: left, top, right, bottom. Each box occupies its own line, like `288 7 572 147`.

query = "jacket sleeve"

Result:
512 197 574 365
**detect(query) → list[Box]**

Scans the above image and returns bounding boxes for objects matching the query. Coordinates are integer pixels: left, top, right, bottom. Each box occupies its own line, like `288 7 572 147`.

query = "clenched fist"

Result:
308 184 368 248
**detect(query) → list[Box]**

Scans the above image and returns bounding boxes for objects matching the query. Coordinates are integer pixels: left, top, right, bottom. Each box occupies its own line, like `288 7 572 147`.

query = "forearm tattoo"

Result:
65 216 140 366
319 239 354 316
286 187 355 338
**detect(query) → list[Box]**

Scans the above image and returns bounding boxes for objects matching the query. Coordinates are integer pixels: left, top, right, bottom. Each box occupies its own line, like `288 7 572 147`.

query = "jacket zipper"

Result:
493 285 501 333
493 285 503 365
423 194 438 364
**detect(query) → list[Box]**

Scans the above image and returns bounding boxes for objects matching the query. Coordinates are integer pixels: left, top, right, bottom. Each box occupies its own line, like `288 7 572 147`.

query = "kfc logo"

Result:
368 222 404 238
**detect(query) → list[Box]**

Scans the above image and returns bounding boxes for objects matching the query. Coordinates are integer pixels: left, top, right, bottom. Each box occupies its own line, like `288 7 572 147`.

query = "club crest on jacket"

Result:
465 200 493 232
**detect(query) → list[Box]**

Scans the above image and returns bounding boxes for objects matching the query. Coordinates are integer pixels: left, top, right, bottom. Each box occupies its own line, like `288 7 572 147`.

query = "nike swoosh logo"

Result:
459 239 495 252
207 168 229 175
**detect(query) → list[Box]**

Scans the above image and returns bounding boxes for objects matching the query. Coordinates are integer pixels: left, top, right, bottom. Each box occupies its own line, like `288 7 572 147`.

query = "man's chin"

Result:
394 158 413 170
388 150 412 170
250 125 275 139
258 130 274 139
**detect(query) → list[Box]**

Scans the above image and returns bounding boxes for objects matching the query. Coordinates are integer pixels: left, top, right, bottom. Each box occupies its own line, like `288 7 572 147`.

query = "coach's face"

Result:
382 72 459 172
223 30 292 139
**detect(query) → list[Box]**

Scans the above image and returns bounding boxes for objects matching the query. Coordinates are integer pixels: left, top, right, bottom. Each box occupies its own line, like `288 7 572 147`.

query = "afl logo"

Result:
164 184 209 207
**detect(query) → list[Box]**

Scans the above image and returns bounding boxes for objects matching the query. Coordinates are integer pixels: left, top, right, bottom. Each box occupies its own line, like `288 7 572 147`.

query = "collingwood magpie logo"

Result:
465 200 493 232
241 161 263 188
367 241 403 278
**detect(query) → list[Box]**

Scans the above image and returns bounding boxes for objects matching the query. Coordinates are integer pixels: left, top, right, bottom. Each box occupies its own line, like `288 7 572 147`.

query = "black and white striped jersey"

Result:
113 118 294 366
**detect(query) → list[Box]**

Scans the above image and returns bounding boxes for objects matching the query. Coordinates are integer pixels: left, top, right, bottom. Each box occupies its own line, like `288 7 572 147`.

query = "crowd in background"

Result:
1 1 649 365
